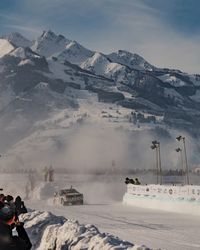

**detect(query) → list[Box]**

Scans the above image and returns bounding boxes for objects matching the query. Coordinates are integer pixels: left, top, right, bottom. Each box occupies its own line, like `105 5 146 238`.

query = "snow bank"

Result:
20 210 150 250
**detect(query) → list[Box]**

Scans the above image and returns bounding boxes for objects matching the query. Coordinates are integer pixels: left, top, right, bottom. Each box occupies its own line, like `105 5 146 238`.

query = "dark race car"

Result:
53 186 83 206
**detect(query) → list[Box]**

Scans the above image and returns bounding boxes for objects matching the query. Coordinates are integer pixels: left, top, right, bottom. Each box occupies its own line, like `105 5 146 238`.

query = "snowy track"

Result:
2 174 200 249
27 200 200 250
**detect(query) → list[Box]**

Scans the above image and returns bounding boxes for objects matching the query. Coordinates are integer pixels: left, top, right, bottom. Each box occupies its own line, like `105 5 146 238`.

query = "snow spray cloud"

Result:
0 118 199 203
0 120 198 174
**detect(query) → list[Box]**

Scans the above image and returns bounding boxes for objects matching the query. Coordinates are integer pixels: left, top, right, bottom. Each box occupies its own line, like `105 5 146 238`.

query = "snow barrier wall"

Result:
123 184 200 216
125 184 200 201
20 210 150 250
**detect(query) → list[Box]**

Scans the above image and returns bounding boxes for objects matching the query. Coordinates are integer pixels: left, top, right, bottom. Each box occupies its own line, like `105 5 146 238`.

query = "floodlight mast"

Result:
175 147 185 184
151 141 162 184
176 136 190 185
158 142 162 185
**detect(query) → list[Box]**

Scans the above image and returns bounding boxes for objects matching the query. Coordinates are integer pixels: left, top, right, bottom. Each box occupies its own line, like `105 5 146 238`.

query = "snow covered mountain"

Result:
0 30 200 168
108 50 155 71
31 30 70 57
2 32 32 48
81 52 126 79
55 40 94 65
0 38 15 57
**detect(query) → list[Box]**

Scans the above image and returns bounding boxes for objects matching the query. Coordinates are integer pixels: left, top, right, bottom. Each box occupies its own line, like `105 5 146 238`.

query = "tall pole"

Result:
183 137 190 185
158 143 162 184
179 149 186 184
156 147 159 184
151 141 162 185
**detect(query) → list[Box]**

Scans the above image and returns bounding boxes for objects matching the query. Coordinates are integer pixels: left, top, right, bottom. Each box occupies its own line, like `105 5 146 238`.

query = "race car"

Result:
53 186 83 206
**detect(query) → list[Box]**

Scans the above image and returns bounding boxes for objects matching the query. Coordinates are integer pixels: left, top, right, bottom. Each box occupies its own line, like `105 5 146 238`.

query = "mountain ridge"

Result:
0 29 200 167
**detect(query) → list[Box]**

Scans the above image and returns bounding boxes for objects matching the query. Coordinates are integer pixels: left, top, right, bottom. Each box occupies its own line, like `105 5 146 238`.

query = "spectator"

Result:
0 194 5 202
0 202 32 250
135 178 141 185
48 166 54 182
129 179 135 184
125 177 130 184
15 196 27 216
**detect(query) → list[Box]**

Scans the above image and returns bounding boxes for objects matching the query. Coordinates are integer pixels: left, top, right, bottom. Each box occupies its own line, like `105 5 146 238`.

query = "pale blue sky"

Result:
0 0 200 73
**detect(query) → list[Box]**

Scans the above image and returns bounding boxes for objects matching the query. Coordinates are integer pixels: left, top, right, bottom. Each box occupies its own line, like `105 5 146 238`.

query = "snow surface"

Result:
0 38 14 57
3 32 32 47
20 210 149 250
108 50 154 71
27 178 200 250
1 173 200 250
158 74 187 87
18 59 35 66
81 52 125 79
32 30 70 57
56 40 93 65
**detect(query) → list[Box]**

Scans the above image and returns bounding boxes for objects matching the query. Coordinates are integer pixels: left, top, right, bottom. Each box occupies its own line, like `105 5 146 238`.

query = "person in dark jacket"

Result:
129 178 135 184
0 194 5 202
15 196 27 216
5 195 14 203
135 178 141 185
125 177 130 184
0 201 32 250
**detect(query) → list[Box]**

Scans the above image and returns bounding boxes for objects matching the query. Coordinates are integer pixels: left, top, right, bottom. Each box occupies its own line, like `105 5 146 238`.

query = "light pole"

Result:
151 143 158 184
175 147 185 184
176 136 189 185
151 140 162 184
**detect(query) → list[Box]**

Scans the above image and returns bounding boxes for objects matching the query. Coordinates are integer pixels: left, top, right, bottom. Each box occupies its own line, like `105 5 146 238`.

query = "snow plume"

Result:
60 123 132 173
53 124 198 174
20 210 150 250
1 120 197 174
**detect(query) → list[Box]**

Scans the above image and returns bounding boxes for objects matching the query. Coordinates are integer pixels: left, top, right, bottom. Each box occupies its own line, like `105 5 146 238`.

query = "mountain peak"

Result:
31 30 70 57
66 40 86 51
89 52 107 64
108 50 155 71
41 30 57 40
40 30 69 44
56 40 93 65
3 32 32 48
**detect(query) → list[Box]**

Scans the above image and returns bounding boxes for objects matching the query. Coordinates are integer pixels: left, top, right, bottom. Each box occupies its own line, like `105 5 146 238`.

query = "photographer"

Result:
0 202 32 250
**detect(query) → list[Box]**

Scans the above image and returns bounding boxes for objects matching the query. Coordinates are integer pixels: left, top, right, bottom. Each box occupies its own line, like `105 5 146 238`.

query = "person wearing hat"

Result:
0 202 32 250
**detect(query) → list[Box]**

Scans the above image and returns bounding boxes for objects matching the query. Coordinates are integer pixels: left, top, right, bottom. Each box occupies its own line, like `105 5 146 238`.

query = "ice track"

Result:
27 200 200 250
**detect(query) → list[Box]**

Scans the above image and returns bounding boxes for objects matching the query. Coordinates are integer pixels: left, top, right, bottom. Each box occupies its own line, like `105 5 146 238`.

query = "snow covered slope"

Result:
32 30 70 57
0 39 14 57
55 40 93 65
3 32 32 47
108 50 155 71
81 52 126 79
